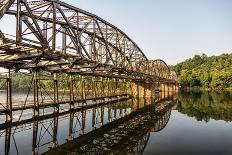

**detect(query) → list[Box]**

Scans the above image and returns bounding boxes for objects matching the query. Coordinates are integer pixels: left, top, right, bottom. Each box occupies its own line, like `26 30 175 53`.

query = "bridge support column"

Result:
169 83 173 98
167 82 170 97
165 82 169 92
123 79 127 94
92 77 96 98
164 83 168 98
6 69 12 123
168 83 172 92
33 72 39 117
107 78 115 98
158 82 167 99
69 75 74 110
113 78 116 95
160 82 165 92
53 73 59 113
163 83 166 92
131 81 154 98
81 76 86 100
100 77 104 97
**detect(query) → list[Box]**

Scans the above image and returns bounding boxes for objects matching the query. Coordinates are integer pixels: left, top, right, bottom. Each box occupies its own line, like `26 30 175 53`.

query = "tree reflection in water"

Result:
177 90 232 122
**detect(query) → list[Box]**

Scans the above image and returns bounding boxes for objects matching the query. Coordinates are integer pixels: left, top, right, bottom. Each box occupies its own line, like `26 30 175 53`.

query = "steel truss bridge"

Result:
0 0 178 123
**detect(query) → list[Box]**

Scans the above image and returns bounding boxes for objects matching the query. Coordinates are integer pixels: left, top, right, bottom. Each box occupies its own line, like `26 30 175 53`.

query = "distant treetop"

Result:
171 53 232 89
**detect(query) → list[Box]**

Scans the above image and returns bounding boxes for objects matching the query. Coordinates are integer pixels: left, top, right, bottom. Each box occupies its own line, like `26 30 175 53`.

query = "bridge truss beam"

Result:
0 0 177 83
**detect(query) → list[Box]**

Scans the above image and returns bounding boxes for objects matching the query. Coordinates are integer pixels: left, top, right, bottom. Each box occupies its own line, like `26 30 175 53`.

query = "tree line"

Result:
170 53 232 90
0 73 128 91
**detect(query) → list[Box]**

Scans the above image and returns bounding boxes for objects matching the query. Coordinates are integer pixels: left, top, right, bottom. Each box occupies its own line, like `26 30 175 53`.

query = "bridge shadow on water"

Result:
0 92 178 155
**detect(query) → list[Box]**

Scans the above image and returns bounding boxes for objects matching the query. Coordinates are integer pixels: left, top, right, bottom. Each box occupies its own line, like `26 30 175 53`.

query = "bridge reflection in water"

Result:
0 92 178 155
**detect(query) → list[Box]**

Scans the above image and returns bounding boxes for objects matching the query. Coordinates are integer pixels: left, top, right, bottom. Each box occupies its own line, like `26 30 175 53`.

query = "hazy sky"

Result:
67 0 232 65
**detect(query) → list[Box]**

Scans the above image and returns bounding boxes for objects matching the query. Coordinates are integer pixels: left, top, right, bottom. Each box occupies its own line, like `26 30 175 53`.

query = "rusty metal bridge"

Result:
0 0 178 124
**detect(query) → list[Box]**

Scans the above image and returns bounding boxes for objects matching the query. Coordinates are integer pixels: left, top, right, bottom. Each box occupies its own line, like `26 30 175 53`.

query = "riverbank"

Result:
181 86 232 92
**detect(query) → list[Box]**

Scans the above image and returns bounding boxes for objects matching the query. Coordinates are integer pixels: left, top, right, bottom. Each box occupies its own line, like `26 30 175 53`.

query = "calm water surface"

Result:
144 91 232 155
0 91 231 155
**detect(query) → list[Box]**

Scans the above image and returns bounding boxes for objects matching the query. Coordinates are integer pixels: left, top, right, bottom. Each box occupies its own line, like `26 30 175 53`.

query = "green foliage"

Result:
172 53 232 89
12 73 32 89
0 73 129 93
178 91 232 122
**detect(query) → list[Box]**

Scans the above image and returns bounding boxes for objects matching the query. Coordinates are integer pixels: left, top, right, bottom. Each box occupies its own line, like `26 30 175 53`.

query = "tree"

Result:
172 53 232 90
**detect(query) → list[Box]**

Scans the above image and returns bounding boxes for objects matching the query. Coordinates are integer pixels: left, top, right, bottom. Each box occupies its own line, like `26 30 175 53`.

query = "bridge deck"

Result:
0 94 129 113
0 94 132 129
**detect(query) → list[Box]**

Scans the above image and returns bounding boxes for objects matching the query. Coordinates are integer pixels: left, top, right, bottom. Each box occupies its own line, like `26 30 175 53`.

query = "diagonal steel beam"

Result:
0 0 15 19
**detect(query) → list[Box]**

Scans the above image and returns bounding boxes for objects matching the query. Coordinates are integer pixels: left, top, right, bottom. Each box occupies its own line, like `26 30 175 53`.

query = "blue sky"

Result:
67 0 232 65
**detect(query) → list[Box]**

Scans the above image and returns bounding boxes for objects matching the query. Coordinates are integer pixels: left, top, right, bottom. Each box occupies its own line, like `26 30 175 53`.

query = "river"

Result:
0 91 231 155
